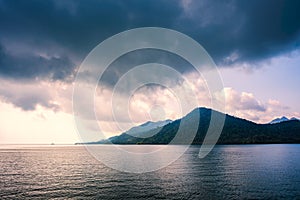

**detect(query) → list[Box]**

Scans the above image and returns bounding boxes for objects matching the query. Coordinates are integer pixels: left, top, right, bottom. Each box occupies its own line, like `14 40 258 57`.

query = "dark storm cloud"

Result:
0 0 299 80
0 43 75 81
178 0 300 65
0 0 182 80
101 49 195 88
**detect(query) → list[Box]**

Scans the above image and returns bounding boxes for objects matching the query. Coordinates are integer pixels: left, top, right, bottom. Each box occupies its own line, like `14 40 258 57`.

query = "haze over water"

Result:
1 144 299 199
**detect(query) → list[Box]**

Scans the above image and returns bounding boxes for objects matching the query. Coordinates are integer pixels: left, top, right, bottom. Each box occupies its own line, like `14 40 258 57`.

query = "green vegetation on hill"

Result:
90 108 300 145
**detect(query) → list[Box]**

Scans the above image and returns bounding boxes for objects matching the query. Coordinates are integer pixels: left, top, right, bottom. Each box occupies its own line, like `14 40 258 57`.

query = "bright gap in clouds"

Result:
0 58 299 143
95 84 185 138
0 51 299 143
220 50 300 123
0 101 79 144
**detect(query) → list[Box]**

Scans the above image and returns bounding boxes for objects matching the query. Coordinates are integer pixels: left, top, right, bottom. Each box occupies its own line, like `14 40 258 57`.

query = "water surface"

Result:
0 144 299 199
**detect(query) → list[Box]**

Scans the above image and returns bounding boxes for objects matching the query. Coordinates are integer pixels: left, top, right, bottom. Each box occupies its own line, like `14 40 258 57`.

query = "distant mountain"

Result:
269 116 299 124
125 120 172 138
83 107 300 145
291 117 300 121
79 119 172 145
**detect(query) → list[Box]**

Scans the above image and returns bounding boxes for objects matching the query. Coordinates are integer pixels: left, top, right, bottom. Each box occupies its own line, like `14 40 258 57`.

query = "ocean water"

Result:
0 144 300 199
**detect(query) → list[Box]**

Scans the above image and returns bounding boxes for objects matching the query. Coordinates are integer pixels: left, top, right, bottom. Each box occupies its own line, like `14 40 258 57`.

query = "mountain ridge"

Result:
269 116 299 124
125 119 172 138
78 107 300 145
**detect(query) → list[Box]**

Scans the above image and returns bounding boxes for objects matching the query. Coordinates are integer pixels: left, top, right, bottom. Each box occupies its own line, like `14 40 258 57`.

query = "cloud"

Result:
99 49 192 88
267 99 289 110
178 0 300 65
0 0 182 81
0 0 299 127
0 43 76 81
0 0 299 82
223 87 296 123
0 78 73 111
0 69 296 140
224 88 266 112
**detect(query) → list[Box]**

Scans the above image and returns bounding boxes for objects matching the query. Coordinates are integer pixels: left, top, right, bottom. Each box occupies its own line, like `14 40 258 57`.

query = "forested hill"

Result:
88 108 300 145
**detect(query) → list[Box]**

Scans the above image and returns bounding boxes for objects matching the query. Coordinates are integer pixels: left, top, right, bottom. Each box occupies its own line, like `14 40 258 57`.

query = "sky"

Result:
0 0 299 144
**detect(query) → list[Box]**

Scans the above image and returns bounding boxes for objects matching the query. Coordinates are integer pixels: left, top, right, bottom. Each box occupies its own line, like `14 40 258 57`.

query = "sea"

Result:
0 144 299 199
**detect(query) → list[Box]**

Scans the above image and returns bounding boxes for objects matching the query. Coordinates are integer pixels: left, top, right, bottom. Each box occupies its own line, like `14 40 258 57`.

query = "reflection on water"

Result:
0 144 299 199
